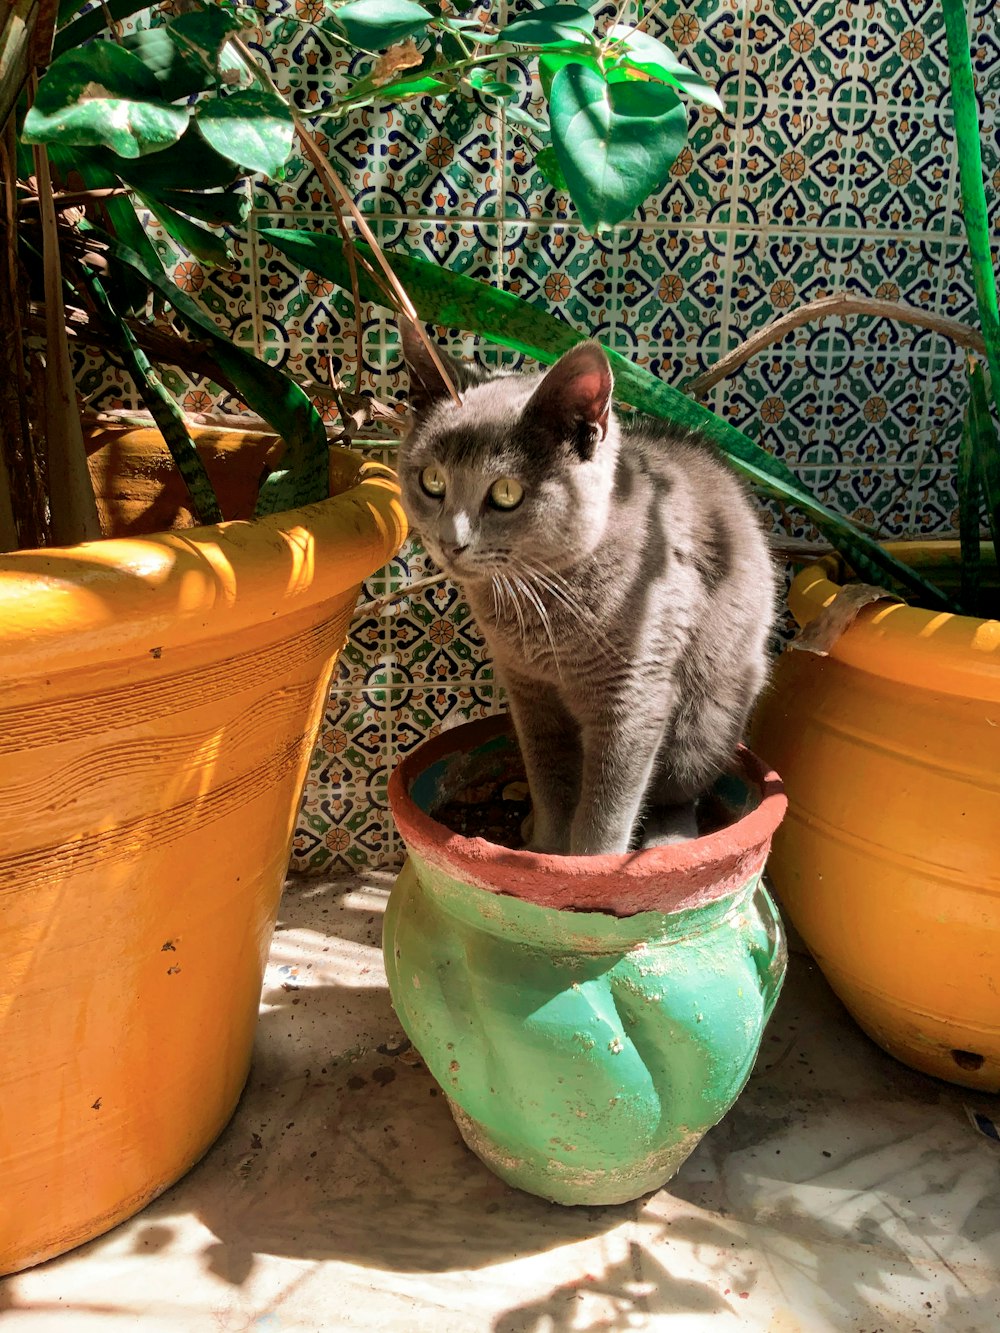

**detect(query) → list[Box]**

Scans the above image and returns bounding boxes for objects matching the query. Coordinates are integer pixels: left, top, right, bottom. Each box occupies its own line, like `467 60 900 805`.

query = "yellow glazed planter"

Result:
752 541 1000 1091
0 441 406 1275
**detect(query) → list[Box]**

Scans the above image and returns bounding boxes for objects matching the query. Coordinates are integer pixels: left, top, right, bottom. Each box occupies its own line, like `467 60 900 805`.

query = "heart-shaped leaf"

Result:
608 25 722 111
196 89 295 177
328 0 433 50
548 63 687 230
23 43 190 158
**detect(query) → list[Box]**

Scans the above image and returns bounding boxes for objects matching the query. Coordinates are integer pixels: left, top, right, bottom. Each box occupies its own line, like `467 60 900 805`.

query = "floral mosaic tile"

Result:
501 224 616 335
811 464 919 537
387 572 492 686
735 102 851 230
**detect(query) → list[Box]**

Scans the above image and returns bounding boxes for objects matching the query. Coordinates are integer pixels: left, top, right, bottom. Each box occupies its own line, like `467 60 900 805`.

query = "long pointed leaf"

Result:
89 226 329 515
941 1 1000 429
259 226 954 610
81 266 223 524
969 361 1000 559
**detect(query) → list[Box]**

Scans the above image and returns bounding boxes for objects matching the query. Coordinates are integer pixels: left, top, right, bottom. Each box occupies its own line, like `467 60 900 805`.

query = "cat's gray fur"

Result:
399 325 776 856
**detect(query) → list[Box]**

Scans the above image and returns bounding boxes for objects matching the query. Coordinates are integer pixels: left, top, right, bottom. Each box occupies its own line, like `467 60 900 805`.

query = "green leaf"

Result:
54 0 159 61
328 0 433 49
968 360 1000 562
104 130 247 191
135 189 234 269
196 89 295 177
504 103 550 136
438 19 500 44
549 63 687 230
607 25 722 111
153 187 250 229
119 9 244 101
24 44 191 159
80 265 223 525
257 227 954 611
501 6 594 47
90 225 330 515
941 0 1000 433
468 71 517 98
539 50 599 100
535 144 568 190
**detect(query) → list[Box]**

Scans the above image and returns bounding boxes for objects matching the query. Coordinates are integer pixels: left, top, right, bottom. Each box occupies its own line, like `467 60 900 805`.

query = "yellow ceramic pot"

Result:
0 439 406 1274
752 542 1000 1091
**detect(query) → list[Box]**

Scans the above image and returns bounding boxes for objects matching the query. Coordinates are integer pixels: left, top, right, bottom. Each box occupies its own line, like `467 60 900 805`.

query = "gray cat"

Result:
398 326 776 856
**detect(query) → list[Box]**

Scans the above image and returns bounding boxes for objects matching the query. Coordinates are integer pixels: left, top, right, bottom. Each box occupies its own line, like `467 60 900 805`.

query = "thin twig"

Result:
686 294 988 398
353 572 448 618
18 186 130 210
228 35 462 406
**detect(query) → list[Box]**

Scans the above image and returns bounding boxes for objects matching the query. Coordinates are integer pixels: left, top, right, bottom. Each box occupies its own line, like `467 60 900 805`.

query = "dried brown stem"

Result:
32 134 102 545
686 294 988 398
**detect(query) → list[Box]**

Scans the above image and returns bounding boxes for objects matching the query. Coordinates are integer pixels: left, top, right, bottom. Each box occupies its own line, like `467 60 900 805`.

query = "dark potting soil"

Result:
433 774 736 851
435 778 531 849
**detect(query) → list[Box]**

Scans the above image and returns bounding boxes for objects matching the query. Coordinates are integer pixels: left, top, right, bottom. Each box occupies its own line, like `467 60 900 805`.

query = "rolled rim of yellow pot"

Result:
788 540 1000 699
0 448 406 683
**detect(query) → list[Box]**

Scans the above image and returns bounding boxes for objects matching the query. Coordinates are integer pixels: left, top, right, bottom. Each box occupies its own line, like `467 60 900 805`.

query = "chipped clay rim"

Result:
388 715 787 918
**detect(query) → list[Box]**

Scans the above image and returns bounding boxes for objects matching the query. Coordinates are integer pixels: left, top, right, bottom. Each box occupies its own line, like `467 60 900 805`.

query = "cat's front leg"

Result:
570 705 666 856
502 673 581 854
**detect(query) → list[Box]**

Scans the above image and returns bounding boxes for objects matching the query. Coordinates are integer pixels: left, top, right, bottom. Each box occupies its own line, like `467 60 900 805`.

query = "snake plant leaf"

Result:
968 361 1000 561
134 189 235 269
607 26 723 111
23 44 190 159
80 266 222 525
548 64 687 231
153 187 250 229
91 226 329 516
196 89 295 178
941 0 1000 430
327 0 434 49
257 227 953 610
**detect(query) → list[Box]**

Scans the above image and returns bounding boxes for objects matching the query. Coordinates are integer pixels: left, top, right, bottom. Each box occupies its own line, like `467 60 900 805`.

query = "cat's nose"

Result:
441 542 469 563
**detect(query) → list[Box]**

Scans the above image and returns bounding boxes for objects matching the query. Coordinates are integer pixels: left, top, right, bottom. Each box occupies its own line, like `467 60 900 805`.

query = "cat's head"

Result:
399 322 619 581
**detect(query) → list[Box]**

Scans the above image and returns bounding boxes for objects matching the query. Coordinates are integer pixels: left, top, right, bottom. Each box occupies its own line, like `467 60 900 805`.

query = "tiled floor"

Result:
4 874 999 1332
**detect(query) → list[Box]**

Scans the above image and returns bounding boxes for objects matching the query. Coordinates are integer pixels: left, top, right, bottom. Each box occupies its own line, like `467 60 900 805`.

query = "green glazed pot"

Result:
385 717 787 1206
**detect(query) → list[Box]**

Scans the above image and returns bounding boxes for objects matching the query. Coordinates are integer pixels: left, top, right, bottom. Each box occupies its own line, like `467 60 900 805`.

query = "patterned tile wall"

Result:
78 1 999 874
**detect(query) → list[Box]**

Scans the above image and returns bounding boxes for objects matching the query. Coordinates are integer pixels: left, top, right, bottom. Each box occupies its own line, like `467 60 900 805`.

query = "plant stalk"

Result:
32 137 102 545
941 0 1000 425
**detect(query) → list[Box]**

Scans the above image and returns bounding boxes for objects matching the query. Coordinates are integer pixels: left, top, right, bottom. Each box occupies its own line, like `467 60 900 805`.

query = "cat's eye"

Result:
489 477 524 511
420 465 446 498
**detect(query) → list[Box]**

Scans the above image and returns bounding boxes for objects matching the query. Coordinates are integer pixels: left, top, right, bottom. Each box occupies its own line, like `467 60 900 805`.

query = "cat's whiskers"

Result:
508 559 565 681
526 559 629 666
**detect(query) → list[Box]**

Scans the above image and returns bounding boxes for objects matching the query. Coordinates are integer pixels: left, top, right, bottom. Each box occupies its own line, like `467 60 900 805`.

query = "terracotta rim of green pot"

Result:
388 716 787 918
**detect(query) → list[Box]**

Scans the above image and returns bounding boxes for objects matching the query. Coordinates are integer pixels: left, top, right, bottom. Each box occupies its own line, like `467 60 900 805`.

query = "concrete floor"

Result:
3 873 999 1332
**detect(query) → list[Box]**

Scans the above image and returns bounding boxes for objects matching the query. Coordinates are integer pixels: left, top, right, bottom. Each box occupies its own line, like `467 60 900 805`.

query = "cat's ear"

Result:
527 341 613 460
399 318 466 413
